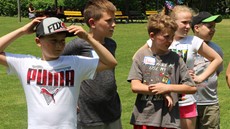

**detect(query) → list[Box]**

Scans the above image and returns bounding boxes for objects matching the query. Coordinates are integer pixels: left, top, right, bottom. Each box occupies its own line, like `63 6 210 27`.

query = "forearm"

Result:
198 57 222 82
131 83 153 95
198 42 223 82
0 28 25 52
168 84 197 94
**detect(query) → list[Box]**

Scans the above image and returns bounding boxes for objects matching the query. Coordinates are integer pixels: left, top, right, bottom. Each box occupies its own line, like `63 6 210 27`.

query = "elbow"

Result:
113 60 118 67
131 85 138 93
108 60 117 69
218 58 223 65
215 55 223 65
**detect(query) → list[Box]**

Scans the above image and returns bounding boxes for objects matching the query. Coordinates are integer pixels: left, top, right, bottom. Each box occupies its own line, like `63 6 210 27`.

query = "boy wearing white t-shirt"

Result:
0 17 117 129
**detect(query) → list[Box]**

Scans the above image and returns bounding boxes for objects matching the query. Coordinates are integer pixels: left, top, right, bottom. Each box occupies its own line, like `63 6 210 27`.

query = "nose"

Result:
186 23 191 29
112 20 116 27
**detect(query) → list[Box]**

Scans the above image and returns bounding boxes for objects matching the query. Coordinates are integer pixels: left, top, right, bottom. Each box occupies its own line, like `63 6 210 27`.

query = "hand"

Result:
21 17 46 35
188 69 203 83
148 83 169 94
164 94 173 111
67 25 88 40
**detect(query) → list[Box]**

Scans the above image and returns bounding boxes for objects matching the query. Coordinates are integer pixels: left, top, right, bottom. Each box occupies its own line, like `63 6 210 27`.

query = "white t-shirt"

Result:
147 36 203 106
169 36 203 106
6 53 98 129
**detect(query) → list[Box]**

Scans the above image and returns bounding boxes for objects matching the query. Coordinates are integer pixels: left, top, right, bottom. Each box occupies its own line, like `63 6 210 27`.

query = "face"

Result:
175 12 192 39
92 11 116 38
37 33 66 61
151 31 174 55
194 22 216 42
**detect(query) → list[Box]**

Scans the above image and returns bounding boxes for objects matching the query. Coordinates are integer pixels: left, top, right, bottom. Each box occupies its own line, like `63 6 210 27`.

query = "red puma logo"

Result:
41 88 59 103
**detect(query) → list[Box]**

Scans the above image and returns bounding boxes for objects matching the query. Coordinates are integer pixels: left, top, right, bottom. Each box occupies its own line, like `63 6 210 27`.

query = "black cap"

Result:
191 11 222 29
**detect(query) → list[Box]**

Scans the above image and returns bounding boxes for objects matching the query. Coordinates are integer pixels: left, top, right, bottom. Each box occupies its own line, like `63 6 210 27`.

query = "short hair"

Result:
170 5 194 20
84 0 117 27
147 14 178 35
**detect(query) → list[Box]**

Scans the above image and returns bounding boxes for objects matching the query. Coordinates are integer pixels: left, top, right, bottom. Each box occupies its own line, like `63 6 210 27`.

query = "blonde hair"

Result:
147 14 178 35
84 0 117 27
170 5 194 20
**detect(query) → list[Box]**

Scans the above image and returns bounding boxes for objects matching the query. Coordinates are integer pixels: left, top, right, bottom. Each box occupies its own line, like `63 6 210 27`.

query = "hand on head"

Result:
67 25 89 40
22 17 46 35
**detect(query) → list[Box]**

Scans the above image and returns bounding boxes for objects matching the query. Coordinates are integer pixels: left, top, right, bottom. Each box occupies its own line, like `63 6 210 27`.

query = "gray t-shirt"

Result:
127 46 195 128
193 41 223 105
62 38 121 126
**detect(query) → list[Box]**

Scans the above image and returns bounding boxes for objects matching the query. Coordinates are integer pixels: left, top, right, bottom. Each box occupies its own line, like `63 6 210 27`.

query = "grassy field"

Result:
0 17 230 129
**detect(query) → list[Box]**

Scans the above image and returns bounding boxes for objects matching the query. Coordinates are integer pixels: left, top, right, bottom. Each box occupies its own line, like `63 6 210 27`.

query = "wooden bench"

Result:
145 10 158 16
64 11 84 25
128 11 145 23
115 11 129 23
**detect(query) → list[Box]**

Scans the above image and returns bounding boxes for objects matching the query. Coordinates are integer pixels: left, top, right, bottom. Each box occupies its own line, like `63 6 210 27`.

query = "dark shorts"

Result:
196 103 220 129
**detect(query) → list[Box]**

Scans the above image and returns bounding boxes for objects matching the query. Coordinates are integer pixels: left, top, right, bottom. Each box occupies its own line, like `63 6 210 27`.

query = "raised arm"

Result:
195 42 223 83
67 25 117 72
0 17 45 67
226 62 230 88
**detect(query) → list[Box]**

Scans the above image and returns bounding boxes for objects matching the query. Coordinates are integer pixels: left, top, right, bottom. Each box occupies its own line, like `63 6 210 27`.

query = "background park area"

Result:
0 16 230 129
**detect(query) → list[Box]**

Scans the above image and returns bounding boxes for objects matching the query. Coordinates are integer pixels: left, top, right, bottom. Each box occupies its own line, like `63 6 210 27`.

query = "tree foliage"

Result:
0 0 229 17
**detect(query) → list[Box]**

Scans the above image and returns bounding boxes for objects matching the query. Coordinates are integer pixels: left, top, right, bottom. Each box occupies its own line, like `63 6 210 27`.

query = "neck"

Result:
150 46 170 56
89 32 105 44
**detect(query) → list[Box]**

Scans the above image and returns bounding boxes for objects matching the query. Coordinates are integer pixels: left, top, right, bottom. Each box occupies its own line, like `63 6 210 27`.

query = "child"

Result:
62 0 122 129
0 17 117 129
191 11 223 129
169 5 222 129
127 14 197 129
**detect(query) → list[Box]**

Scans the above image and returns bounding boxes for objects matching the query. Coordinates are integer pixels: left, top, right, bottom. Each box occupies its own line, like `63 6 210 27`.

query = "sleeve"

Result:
192 36 203 53
76 56 99 80
5 53 30 75
211 42 224 74
127 57 142 82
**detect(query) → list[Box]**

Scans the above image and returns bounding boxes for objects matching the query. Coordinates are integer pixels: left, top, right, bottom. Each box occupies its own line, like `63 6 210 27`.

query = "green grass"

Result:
0 17 230 129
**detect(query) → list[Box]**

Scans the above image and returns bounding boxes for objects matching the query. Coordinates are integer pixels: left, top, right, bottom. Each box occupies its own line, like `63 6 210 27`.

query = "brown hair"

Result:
147 14 178 35
84 0 117 27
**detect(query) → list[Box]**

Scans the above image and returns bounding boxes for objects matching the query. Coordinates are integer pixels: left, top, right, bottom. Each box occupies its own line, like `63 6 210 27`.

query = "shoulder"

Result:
6 53 36 59
208 41 222 50
63 38 92 56
67 38 89 47
133 45 150 60
104 38 117 46
184 36 203 44
208 41 223 56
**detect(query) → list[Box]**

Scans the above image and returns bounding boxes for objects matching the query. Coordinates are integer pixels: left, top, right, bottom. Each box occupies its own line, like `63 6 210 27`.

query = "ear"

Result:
194 25 200 33
88 18 96 28
35 37 42 47
149 32 155 40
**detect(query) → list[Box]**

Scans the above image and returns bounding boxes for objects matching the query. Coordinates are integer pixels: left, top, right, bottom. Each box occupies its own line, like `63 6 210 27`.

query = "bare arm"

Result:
226 62 230 88
131 80 196 95
67 26 117 72
149 83 197 94
29 7 35 13
0 17 45 67
195 42 223 83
